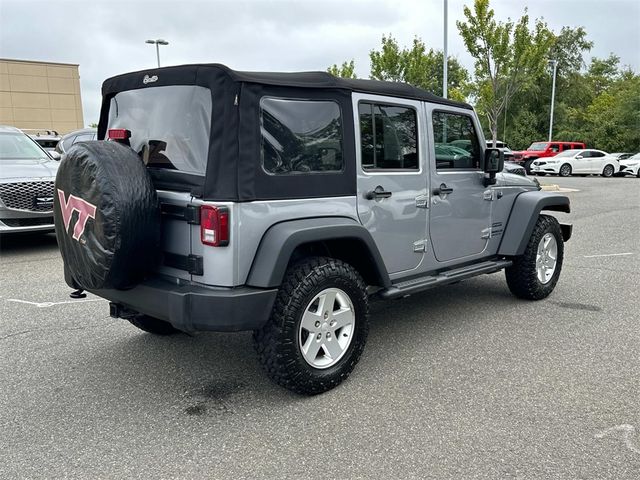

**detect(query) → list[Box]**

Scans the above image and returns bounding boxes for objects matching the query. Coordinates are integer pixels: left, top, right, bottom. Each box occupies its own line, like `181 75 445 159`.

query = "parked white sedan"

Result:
530 149 620 177
619 153 640 177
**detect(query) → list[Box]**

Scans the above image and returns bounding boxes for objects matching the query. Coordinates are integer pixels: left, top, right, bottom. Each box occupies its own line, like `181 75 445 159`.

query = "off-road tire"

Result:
559 164 572 177
602 164 614 177
505 214 564 300
524 159 535 174
253 257 369 395
128 315 179 335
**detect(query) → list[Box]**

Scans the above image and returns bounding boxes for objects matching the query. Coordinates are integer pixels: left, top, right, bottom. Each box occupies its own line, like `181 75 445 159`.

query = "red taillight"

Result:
107 129 131 140
200 205 229 247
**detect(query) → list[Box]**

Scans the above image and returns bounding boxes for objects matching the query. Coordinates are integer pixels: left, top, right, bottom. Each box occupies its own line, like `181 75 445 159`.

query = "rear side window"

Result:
107 85 212 175
260 98 343 175
358 103 418 170
432 111 481 170
73 133 95 145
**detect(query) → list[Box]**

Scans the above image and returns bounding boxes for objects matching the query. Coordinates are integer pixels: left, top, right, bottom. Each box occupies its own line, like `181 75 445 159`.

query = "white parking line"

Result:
583 252 635 258
6 298 104 308
595 424 640 454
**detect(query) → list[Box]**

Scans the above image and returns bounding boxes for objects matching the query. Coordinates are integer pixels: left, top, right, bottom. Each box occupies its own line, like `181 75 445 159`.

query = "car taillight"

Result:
200 205 229 247
107 129 131 140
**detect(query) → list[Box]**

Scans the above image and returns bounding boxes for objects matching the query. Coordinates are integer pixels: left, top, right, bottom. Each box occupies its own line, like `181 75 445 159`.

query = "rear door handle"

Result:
365 186 393 200
433 183 454 195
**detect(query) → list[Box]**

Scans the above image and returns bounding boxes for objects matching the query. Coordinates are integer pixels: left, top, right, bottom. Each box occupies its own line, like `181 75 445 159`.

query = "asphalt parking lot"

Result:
1 176 638 479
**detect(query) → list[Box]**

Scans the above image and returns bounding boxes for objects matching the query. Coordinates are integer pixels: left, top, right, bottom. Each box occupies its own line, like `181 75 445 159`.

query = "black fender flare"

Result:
246 217 391 288
498 191 571 256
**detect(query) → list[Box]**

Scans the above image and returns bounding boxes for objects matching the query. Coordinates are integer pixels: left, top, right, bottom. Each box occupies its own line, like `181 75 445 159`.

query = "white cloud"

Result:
1 0 638 125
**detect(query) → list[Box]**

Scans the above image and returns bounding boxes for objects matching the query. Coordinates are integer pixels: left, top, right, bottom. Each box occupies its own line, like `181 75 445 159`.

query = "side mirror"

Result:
483 148 504 186
50 151 61 161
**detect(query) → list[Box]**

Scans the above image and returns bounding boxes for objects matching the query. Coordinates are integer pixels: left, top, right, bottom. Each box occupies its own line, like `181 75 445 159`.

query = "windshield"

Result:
107 85 212 174
626 153 640 161
0 132 49 160
554 150 579 158
528 142 548 151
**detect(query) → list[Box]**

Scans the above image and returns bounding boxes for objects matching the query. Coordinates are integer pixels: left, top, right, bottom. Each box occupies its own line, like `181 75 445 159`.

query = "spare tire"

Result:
54 141 161 290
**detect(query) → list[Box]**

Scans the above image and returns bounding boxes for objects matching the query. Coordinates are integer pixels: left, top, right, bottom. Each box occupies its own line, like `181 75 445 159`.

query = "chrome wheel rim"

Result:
560 165 570 176
536 233 558 284
298 288 355 369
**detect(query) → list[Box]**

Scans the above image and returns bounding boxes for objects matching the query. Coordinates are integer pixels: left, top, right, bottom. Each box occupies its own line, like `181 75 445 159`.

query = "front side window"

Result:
528 142 548 151
108 85 212 174
260 98 343 175
358 103 418 170
432 111 481 170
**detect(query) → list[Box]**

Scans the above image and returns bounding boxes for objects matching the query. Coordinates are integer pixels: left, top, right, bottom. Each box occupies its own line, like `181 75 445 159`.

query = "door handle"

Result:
365 185 392 200
433 183 454 196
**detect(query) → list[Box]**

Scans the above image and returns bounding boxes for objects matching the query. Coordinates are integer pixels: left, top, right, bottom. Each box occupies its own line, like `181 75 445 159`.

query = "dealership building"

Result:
0 58 85 134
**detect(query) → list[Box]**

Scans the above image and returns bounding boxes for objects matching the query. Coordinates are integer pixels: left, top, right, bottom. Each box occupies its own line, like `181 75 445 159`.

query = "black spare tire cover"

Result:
54 141 161 290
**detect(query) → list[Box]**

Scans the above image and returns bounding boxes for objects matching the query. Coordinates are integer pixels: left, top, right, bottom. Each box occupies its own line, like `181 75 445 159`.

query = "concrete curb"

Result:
539 184 580 193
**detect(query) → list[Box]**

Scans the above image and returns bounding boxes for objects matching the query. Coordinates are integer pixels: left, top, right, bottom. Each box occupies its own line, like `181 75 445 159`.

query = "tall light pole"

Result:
443 0 448 99
548 59 558 142
145 39 169 68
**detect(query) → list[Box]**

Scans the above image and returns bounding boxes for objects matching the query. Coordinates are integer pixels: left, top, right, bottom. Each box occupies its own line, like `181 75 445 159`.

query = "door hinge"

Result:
481 227 492 239
483 189 495 201
164 253 204 275
415 194 429 208
413 239 428 252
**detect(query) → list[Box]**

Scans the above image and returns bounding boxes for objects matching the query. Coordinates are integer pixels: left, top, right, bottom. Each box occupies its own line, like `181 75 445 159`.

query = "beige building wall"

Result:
0 58 84 134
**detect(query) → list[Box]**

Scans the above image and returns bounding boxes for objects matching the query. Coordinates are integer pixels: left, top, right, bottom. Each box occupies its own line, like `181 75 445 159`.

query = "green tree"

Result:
369 35 469 101
327 60 357 79
457 0 554 144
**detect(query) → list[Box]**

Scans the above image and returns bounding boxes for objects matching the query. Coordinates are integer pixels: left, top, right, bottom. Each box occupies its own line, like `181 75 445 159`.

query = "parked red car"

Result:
513 141 586 173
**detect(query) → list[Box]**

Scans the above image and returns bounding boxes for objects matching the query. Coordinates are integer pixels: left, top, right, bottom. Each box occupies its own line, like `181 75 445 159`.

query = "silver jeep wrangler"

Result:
54 64 571 395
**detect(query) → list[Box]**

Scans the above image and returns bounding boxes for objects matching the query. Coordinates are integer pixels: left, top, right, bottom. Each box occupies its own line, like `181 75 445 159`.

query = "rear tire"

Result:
253 257 369 395
602 164 614 177
559 164 572 177
505 215 564 300
128 315 179 335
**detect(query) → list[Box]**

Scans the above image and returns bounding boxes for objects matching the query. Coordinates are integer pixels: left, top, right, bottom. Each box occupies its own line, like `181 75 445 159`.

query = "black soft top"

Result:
99 64 472 202
101 63 471 109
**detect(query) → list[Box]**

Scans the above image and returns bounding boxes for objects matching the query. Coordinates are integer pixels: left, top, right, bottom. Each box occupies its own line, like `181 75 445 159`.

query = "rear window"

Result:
107 85 212 175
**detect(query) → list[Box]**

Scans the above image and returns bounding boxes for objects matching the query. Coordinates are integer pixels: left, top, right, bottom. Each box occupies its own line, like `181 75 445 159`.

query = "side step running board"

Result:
378 259 513 300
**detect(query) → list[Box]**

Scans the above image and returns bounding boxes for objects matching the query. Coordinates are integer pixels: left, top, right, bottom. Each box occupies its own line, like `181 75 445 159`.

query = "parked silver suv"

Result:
0 125 58 234
54 64 572 395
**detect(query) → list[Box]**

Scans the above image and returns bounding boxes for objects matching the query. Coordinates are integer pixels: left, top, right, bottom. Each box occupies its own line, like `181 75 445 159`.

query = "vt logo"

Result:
57 189 97 241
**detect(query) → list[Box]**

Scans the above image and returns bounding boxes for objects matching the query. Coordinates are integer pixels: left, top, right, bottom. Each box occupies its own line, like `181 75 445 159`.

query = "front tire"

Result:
559 164 572 177
253 257 369 395
602 164 614 177
505 215 564 300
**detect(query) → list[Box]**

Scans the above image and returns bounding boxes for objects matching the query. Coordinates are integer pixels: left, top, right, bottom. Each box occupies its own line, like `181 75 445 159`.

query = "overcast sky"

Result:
1 0 639 126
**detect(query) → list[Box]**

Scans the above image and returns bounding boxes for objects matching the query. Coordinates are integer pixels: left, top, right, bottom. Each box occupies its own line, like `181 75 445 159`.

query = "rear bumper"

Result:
91 277 278 333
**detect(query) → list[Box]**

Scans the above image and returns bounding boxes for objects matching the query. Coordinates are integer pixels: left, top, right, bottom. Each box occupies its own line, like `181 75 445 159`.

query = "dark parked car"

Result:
55 128 97 155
